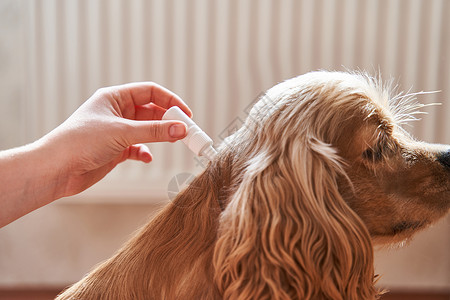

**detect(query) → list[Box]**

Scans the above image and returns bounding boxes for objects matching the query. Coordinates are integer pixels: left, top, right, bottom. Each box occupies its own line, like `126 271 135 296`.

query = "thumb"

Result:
125 120 187 144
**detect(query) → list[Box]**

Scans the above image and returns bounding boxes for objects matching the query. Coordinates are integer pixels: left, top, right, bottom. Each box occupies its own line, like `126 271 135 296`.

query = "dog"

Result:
56 71 450 300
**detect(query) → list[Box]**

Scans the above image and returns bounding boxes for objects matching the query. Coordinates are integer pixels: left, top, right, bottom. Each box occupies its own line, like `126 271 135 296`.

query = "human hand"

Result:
42 82 192 198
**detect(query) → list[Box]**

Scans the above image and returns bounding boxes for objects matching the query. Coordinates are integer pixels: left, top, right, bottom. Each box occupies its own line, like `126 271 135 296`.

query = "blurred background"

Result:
0 0 449 299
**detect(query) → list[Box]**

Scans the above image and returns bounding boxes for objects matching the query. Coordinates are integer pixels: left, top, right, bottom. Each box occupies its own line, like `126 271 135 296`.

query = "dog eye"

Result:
362 147 383 162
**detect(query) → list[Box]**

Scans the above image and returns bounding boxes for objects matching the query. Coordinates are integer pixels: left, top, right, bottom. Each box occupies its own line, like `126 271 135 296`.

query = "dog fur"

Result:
57 71 450 300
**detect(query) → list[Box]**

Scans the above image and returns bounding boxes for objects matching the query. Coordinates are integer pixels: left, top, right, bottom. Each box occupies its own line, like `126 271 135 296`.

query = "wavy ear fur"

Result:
213 137 379 300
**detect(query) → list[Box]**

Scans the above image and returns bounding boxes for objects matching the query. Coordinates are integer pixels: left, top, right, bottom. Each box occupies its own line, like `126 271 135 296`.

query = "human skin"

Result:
0 82 192 228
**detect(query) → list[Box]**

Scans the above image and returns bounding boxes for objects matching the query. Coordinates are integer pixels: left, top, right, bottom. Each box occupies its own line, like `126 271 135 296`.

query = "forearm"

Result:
0 82 191 228
0 139 66 227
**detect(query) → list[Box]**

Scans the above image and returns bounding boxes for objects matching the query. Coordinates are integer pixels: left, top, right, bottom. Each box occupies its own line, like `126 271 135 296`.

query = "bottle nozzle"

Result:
201 145 218 161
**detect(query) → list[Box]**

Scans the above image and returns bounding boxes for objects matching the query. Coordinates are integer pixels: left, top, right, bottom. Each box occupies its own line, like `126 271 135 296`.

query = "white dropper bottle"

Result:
162 106 218 161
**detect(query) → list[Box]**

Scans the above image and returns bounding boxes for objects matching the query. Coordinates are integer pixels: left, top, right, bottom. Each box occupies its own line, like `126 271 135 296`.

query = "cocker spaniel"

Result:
57 71 450 300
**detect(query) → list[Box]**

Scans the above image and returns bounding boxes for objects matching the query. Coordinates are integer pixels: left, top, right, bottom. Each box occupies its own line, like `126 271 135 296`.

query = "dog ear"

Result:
213 137 378 300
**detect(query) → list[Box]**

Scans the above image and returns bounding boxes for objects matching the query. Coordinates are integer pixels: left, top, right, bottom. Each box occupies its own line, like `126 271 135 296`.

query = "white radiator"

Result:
19 0 450 203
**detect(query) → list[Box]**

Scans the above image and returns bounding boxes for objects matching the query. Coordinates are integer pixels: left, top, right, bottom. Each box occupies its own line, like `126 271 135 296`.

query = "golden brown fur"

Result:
57 71 450 299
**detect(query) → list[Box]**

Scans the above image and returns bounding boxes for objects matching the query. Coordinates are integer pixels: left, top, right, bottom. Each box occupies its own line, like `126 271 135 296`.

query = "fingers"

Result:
123 144 153 163
134 103 166 121
116 82 192 117
125 120 188 145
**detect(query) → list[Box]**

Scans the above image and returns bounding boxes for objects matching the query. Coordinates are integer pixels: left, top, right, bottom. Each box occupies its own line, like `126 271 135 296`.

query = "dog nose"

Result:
437 150 450 170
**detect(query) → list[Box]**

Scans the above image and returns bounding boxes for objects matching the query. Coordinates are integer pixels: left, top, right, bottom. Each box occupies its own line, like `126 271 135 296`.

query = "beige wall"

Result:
0 0 449 292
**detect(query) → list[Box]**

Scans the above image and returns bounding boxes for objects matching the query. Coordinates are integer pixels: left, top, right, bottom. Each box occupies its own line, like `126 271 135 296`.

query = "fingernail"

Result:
169 123 187 138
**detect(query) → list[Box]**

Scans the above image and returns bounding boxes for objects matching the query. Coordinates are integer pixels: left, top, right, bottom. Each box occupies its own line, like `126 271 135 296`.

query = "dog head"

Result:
212 71 450 299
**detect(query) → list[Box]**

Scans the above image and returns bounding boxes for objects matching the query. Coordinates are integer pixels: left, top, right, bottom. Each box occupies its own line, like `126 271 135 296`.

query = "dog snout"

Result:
437 150 450 170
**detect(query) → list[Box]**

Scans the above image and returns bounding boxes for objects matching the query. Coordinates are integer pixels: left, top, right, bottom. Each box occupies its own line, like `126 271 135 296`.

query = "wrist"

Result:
32 136 70 202
0 138 68 227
